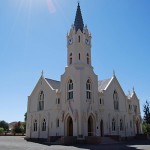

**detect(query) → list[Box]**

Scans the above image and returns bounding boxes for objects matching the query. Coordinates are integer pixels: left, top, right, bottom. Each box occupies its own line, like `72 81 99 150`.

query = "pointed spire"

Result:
41 70 44 77
113 69 115 77
133 86 135 93
74 2 84 32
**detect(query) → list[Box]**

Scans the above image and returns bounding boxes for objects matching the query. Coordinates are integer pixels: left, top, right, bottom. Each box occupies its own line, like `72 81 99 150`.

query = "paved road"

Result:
0 136 150 150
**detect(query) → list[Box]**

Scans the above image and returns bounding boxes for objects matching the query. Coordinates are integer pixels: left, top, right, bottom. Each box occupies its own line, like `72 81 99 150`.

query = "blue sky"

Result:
0 0 150 123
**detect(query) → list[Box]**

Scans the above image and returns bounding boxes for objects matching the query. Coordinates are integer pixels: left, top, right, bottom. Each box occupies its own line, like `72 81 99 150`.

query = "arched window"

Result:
113 90 119 110
42 119 46 131
33 120 37 132
112 118 116 131
78 36 80 42
100 98 102 104
69 53 72 65
39 91 44 110
120 119 123 131
130 120 132 128
67 79 73 100
79 53 80 60
86 79 92 99
87 53 90 64
56 119 59 128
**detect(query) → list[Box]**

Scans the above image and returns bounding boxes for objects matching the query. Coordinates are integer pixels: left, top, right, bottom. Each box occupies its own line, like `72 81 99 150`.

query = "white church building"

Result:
26 3 142 143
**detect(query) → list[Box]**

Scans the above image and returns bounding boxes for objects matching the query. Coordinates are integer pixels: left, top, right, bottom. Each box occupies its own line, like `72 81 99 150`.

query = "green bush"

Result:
142 123 150 134
0 128 4 134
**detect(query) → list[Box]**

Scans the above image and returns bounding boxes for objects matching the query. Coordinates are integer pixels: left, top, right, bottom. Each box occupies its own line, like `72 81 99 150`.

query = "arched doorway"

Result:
100 120 104 137
67 116 73 136
88 116 94 136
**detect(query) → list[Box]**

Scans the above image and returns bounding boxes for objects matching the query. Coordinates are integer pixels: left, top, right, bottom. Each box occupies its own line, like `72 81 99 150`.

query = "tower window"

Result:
87 53 90 64
69 53 72 65
79 53 80 60
56 119 59 128
86 79 92 99
78 36 80 42
58 98 60 104
67 79 73 99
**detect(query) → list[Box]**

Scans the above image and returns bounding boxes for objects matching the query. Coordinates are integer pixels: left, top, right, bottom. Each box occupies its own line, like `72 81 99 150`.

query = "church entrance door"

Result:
67 116 73 136
100 120 104 137
88 116 94 136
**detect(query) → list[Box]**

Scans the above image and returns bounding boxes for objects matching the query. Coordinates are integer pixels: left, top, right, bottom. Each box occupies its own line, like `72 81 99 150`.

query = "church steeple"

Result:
74 3 84 32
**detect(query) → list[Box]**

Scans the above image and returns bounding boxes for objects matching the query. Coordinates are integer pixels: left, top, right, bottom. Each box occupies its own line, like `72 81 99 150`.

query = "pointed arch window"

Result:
39 91 44 111
69 53 72 65
86 79 92 99
33 120 37 132
42 119 46 131
56 119 59 128
78 36 80 43
113 90 119 110
120 119 123 131
112 118 116 131
67 79 73 100
87 53 90 64
79 53 80 60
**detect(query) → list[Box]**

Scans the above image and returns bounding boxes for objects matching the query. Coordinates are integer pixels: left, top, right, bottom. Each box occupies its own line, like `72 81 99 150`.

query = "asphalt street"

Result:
0 136 149 150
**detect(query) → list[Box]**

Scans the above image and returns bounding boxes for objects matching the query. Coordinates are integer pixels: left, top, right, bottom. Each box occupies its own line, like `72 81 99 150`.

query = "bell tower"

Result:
67 3 92 67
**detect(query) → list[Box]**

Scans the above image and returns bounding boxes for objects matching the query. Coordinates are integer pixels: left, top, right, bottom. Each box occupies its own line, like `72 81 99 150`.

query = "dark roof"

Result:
98 78 112 91
74 3 84 32
45 78 60 90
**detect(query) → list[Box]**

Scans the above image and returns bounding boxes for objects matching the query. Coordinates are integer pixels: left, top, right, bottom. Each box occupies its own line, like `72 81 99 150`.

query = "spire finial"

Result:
41 70 44 77
133 86 135 93
113 69 115 77
128 90 131 96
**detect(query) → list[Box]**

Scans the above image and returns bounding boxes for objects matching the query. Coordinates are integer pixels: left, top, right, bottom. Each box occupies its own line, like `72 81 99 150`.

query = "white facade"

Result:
26 3 142 139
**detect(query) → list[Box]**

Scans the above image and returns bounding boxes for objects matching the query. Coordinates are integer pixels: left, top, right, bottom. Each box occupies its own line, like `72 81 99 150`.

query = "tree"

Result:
0 128 4 134
24 112 27 122
0 121 9 132
13 122 25 134
143 100 150 124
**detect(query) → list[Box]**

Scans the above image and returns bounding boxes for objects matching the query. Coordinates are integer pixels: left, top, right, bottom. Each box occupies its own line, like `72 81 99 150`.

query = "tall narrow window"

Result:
33 120 37 131
120 119 123 131
69 53 72 65
86 79 92 99
87 53 90 64
56 119 59 128
79 53 80 60
113 90 119 110
112 118 116 131
39 91 44 110
78 36 80 42
67 79 73 99
42 119 46 131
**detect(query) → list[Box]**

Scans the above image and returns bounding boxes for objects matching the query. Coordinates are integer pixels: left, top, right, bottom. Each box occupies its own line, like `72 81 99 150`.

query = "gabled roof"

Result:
45 78 60 90
98 78 112 92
